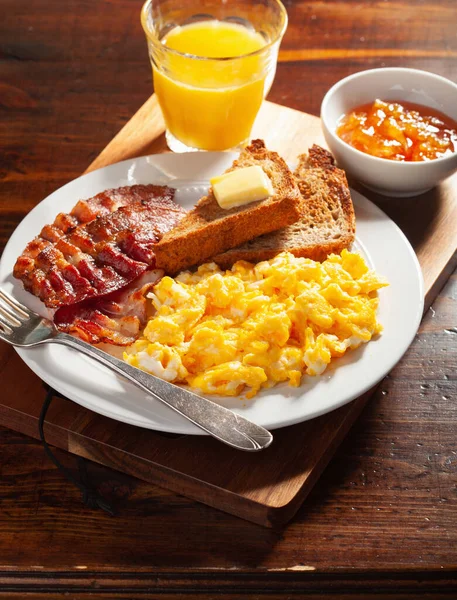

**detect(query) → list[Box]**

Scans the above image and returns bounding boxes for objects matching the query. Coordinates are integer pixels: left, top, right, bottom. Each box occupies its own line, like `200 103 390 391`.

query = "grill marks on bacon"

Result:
13 185 186 308
53 270 163 346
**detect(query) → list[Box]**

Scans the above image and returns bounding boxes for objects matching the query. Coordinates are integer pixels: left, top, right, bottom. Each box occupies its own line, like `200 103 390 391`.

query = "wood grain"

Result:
0 96 455 527
1 0 457 596
86 94 166 173
279 49 457 61
0 272 455 592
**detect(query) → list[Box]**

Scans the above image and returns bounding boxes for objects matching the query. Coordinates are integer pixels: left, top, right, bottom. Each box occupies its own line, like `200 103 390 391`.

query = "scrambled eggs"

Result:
124 251 388 398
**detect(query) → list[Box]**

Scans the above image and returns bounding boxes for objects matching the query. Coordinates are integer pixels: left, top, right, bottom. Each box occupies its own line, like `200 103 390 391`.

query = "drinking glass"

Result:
141 0 287 152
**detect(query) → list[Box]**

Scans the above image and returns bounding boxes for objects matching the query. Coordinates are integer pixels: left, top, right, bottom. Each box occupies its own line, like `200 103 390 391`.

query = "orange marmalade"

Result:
336 99 457 161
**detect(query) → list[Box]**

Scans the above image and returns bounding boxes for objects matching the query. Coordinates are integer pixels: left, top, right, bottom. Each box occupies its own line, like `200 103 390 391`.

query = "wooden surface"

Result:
0 104 426 529
1 0 457 597
1 99 452 528
0 345 373 528
1 64 456 529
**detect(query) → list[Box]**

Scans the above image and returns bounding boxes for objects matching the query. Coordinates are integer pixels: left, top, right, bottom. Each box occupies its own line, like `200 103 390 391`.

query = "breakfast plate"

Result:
0 152 424 435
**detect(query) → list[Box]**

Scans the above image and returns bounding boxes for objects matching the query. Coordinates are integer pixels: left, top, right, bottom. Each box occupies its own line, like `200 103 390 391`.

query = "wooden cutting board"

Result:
0 97 456 527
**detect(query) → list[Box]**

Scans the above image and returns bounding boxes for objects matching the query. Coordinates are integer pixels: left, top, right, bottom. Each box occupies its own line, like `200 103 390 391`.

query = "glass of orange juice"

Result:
141 0 287 152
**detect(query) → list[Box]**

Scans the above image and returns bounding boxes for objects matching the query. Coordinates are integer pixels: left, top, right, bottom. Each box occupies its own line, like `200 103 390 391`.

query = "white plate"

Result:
0 152 424 435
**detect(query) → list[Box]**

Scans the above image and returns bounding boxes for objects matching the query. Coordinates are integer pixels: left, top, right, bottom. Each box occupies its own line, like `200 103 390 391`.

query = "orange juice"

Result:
153 21 268 151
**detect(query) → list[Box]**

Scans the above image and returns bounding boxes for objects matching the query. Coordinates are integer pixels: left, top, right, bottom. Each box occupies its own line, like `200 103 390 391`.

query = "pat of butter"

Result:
210 165 274 210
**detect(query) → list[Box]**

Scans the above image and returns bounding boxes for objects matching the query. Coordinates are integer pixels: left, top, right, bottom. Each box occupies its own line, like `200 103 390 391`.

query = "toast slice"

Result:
212 145 356 268
153 139 302 274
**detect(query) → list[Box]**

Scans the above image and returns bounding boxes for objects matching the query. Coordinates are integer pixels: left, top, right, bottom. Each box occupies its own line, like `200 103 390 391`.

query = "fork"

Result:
0 288 273 451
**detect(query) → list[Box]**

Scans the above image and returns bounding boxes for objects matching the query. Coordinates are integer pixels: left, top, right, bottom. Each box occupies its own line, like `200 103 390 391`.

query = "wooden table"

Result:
1 0 456 597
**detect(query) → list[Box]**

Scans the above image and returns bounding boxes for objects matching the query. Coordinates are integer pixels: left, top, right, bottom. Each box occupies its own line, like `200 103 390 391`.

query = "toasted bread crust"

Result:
213 238 351 270
213 145 356 269
154 140 302 274
296 145 355 243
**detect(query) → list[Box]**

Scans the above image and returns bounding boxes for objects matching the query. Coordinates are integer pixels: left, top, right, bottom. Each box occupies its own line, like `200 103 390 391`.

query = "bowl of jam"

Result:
321 68 457 197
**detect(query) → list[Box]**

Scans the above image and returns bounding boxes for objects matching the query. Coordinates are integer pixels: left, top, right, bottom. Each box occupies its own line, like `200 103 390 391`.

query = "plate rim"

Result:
1 152 424 435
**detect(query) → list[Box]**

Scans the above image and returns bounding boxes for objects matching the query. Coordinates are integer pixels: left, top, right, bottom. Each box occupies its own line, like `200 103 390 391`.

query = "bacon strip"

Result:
53 270 163 346
14 185 186 308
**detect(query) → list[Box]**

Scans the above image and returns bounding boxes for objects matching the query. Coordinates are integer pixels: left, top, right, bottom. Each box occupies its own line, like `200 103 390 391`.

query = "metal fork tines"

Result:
0 289 32 330
0 302 21 329
0 289 54 346
0 288 273 452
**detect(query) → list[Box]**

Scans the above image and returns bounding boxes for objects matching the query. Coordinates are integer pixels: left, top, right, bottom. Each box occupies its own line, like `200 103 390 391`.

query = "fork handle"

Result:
54 333 273 452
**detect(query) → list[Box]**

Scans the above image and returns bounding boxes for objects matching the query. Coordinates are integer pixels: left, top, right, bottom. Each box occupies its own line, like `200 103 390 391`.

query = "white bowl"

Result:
320 68 457 197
